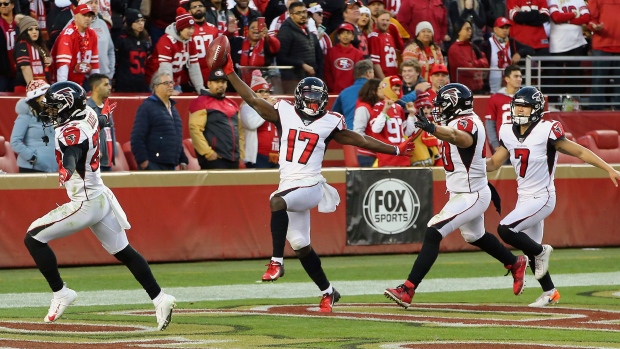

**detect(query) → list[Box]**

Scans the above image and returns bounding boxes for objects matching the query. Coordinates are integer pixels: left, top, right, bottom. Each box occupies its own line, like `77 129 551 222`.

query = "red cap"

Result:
494 17 512 28
368 0 384 4
389 75 402 86
337 23 355 33
429 64 449 76
414 92 433 109
73 4 95 16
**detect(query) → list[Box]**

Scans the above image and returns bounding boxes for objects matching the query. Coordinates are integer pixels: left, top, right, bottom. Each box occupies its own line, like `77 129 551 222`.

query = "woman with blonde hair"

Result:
402 21 444 82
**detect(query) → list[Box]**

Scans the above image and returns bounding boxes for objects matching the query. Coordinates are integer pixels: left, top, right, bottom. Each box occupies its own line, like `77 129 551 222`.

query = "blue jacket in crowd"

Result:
333 78 368 129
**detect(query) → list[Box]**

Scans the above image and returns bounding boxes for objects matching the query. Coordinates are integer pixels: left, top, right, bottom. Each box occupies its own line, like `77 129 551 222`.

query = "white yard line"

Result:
3 271 620 309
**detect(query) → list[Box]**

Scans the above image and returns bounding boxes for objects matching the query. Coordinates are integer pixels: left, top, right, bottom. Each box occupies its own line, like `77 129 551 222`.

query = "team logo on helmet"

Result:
532 90 544 104
52 87 75 112
441 87 460 107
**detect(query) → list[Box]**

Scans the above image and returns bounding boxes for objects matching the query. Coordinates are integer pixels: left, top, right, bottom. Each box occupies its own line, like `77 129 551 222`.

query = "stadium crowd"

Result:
3 0 619 170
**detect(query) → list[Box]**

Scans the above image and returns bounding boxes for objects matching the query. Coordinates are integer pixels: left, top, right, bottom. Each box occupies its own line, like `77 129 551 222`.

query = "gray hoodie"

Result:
158 23 205 93
10 99 58 172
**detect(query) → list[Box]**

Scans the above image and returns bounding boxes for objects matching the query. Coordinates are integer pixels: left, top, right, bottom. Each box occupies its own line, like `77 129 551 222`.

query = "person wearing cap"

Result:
367 75 417 167
309 3 333 56
10 79 57 173
426 63 449 102
448 0 487 47
367 0 405 51
329 0 363 54
324 22 364 93
13 15 51 92
448 20 488 93
113 9 150 92
145 7 205 94
240 70 279 168
229 16 280 84
357 6 373 47
189 68 244 169
479 17 533 93
397 0 448 47
231 0 261 37
402 21 445 82
50 4 100 85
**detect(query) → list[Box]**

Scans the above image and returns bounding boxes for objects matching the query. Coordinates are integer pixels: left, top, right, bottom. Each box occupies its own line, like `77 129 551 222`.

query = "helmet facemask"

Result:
301 90 324 116
510 101 534 125
294 78 328 117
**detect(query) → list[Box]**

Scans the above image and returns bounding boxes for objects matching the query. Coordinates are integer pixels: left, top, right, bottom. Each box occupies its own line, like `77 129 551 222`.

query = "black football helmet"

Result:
511 86 546 125
431 83 474 124
40 81 87 127
294 77 328 117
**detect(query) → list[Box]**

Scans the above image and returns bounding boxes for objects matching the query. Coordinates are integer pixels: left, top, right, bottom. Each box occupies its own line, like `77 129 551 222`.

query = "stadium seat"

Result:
577 130 620 164
112 142 130 171
181 138 200 170
122 141 138 170
557 132 583 164
342 145 360 167
0 136 18 173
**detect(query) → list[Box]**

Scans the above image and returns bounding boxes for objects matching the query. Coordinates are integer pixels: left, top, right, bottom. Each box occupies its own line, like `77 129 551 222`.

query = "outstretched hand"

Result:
101 99 117 123
414 108 436 134
396 137 415 157
610 169 620 187
58 167 71 187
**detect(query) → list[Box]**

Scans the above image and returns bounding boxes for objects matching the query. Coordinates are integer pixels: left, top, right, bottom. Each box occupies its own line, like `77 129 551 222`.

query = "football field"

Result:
1 248 620 348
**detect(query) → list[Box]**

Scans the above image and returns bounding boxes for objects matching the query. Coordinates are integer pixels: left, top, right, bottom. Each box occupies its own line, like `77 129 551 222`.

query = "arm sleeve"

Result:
129 104 150 164
485 119 500 148
188 107 215 158
353 106 371 135
57 65 69 81
10 114 35 161
237 115 245 161
403 116 418 137
188 62 205 92
157 62 173 77
266 35 280 54
512 11 549 26
107 33 115 78
14 42 31 68
240 104 266 130
275 30 304 68
370 107 387 133
514 39 536 57
62 145 84 173
569 13 590 25
471 3 487 29
550 11 575 23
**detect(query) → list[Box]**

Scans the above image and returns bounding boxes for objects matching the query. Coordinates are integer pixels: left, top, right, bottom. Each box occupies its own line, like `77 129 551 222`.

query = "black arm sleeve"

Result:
62 145 84 173
512 11 549 26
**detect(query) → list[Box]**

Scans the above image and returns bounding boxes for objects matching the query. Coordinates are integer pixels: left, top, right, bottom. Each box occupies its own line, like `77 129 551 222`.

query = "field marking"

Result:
1 271 619 309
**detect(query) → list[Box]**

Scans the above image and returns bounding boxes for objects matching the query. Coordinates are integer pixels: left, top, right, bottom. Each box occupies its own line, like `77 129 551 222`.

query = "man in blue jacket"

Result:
130 72 188 171
332 59 374 128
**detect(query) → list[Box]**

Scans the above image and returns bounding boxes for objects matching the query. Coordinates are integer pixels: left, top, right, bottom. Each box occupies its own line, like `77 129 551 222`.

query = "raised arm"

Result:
414 109 474 148
223 54 279 123
554 138 620 186
332 129 414 156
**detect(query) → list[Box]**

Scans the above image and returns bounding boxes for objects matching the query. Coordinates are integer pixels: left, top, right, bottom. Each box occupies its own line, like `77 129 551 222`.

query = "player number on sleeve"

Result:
285 129 319 165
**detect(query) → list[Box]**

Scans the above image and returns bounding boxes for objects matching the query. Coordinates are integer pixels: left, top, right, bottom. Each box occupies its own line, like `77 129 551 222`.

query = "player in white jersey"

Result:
23 81 176 330
487 86 620 307
385 83 529 309
221 53 415 312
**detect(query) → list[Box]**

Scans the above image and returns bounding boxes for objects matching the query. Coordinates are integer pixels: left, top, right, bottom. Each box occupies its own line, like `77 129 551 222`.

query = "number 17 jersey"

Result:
275 100 345 182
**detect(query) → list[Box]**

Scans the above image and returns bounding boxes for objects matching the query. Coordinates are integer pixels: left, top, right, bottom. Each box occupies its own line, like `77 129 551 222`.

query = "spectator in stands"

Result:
131 72 189 171
28 0 49 41
309 3 332 56
367 0 405 52
448 20 488 93
425 63 449 101
146 0 180 45
400 60 429 97
402 21 445 82
485 65 522 153
262 0 287 26
71 0 114 82
240 70 279 168
397 0 449 48
51 4 100 86
231 0 261 37
268 0 317 37
333 59 374 129
449 0 487 48
0 0 17 91
276 1 323 93
588 0 620 109
187 0 223 83
114 9 150 92
230 16 280 83
13 16 51 93
480 17 534 93
324 23 364 94
410 92 442 166
145 8 205 94
368 75 416 167
86 74 116 172
330 0 363 55
189 69 244 169
352 77 381 167
356 6 372 59
368 10 399 79
209 0 235 34
10 80 57 173
507 0 549 56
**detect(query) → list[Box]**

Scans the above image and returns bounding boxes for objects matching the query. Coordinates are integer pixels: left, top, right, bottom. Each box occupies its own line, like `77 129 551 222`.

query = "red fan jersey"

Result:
508 0 550 49
53 24 99 84
485 91 514 135
257 121 279 157
368 30 399 77
192 21 219 79
145 33 199 86
368 101 409 167
324 43 364 93
0 17 16 76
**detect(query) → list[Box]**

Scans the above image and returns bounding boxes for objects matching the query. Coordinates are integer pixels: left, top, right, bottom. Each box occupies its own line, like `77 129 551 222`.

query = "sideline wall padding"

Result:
0 166 618 268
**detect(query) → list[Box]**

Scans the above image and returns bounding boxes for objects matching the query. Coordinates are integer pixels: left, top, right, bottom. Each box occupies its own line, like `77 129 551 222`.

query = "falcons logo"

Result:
532 90 544 104
52 87 75 111
441 88 460 107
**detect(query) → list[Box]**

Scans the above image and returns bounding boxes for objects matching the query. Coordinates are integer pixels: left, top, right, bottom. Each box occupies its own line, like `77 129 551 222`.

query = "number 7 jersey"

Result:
275 100 345 182
499 120 565 197
55 107 105 201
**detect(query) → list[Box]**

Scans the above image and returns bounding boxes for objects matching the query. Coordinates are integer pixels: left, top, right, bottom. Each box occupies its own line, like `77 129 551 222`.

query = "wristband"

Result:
394 146 400 156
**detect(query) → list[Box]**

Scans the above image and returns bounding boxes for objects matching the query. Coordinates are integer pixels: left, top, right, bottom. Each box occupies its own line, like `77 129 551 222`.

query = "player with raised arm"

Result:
23 81 176 330
384 83 530 309
219 52 415 312
486 86 620 307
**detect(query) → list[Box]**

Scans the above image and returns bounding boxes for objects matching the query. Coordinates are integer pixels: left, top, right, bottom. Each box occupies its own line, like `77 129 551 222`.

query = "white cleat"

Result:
44 288 77 323
534 244 553 280
155 294 176 331
529 289 560 307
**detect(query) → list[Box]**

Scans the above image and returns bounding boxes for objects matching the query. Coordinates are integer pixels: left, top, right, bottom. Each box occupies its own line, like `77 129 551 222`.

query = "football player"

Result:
23 81 176 330
220 53 415 312
486 86 620 307
384 83 530 309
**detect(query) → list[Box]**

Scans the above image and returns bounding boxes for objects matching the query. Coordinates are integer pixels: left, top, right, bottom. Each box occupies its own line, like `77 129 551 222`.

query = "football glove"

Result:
100 99 117 123
223 53 235 75
58 167 71 187
395 137 415 157
415 108 436 134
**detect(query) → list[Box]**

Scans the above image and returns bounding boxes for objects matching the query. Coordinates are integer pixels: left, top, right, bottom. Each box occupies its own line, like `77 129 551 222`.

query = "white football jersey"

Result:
499 119 565 196
275 100 345 182
547 0 589 53
55 106 106 201
442 114 488 193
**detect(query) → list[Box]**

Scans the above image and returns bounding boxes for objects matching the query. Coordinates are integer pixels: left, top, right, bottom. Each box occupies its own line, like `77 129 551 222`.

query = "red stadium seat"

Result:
342 144 359 167
577 130 620 164
557 132 583 164
181 138 200 170
0 136 18 173
122 141 138 170
112 142 130 171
